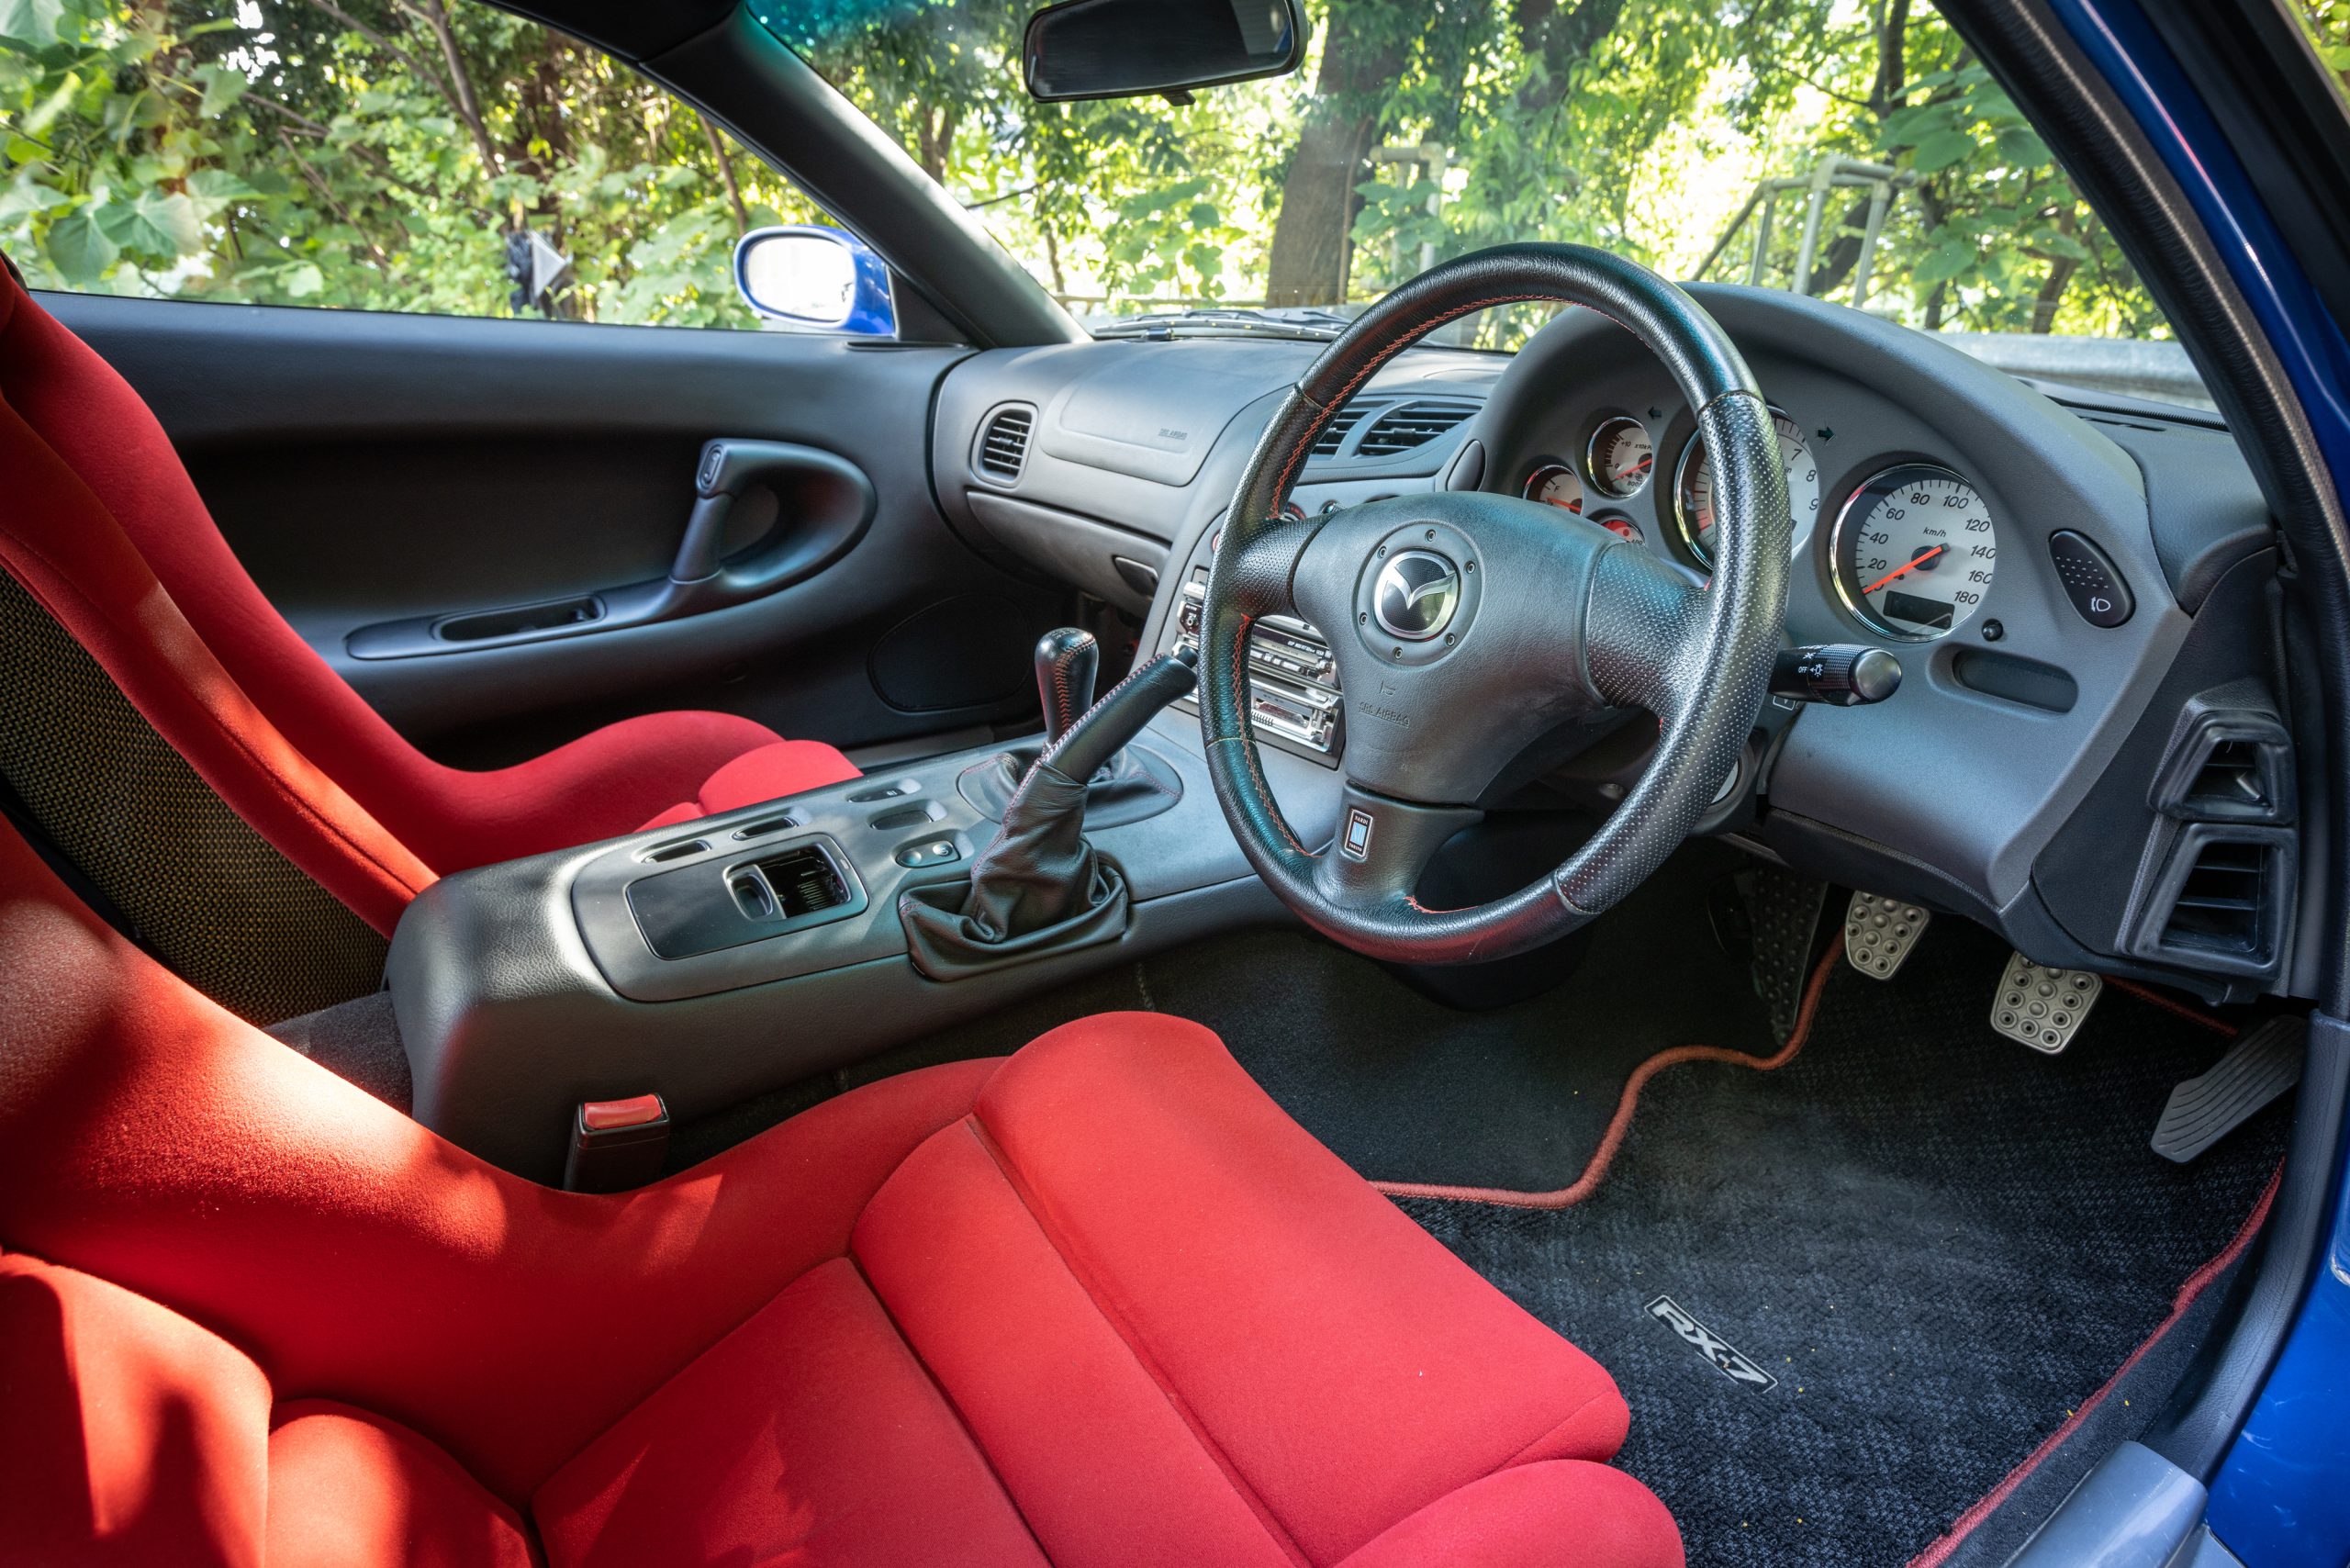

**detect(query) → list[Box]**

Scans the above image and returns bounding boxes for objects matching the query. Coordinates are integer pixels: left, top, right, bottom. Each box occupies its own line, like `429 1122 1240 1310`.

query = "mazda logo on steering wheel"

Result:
1372 550 1461 641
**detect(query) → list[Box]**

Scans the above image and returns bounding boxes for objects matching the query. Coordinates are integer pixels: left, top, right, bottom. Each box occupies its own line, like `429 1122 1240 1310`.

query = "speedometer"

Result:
1673 407 1818 566
1831 464 1997 641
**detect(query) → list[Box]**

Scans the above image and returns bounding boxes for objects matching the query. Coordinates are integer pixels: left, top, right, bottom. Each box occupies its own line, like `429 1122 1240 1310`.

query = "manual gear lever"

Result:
1035 628 1100 746
902 649 1198 980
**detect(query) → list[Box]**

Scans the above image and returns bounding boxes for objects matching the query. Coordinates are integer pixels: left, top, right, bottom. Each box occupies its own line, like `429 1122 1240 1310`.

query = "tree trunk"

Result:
914 103 959 185
702 118 749 233
1513 0 1629 114
1265 112 1380 306
2031 256 2078 332
404 0 503 188
1263 1 1413 308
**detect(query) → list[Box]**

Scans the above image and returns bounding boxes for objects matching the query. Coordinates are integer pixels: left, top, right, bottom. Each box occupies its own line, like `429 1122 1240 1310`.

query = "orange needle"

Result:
1863 545 1945 596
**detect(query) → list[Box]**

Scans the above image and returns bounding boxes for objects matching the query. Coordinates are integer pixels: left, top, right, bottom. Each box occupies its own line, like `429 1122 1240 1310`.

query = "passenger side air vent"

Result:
2188 740 2268 813
2122 681 2299 979
1308 401 1374 459
975 405 1035 483
1355 398 1481 457
2148 683 2294 825
2131 827 2295 977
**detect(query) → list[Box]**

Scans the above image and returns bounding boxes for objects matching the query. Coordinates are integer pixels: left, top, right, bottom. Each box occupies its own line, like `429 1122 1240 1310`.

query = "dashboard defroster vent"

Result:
1356 398 1481 457
976 405 1035 483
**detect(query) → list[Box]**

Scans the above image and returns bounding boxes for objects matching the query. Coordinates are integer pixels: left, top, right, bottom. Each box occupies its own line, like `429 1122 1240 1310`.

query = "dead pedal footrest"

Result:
2151 1015 2305 1163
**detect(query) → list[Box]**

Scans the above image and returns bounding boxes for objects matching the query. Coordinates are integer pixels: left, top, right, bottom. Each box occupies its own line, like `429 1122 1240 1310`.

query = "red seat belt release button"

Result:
565 1093 670 1193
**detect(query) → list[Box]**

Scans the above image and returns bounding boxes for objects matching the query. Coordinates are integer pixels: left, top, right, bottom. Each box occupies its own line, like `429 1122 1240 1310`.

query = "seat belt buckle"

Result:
563 1093 670 1193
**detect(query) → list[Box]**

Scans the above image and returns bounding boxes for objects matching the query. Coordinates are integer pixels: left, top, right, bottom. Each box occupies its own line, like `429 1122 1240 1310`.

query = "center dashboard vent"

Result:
1308 402 1374 459
1356 398 1481 457
976 404 1035 482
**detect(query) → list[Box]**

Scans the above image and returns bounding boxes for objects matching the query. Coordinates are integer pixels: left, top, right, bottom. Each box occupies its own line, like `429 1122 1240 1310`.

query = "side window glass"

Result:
0 0 883 331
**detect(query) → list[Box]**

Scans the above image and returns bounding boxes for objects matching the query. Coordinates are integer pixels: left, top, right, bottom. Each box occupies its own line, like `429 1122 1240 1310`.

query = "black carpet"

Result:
664 847 2288 1566
673 838 1779 1185
1401 914 2286 1567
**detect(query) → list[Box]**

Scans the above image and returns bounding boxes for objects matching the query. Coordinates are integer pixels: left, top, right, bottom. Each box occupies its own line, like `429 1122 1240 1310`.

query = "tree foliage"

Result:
3 0 2188 337
0 0 821 319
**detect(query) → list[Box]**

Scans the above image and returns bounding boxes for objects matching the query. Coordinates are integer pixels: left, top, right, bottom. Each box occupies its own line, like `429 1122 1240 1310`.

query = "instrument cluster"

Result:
1517 407 1999 644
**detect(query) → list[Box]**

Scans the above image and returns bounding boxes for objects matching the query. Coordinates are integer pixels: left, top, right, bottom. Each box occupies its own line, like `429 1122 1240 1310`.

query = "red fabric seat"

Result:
0 262 858 934
0 823 1682 1566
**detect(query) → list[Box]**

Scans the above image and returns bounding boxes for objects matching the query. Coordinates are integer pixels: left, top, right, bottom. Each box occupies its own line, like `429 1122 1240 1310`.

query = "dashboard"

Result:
928 284 2302 1002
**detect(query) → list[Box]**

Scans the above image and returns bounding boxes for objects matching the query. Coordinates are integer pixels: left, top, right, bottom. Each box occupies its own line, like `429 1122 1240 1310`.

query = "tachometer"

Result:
1523 463 1584 513
1831 464 1997 641
1672 407 1818 566
1586 417 1653 498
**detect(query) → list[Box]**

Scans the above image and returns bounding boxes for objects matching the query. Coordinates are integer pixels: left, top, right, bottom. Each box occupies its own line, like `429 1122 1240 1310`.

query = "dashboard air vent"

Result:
977 405 1035 482
1356 398 1481 457
2187 740 2270 814
1308 401 1374 459
2159 835 2269 957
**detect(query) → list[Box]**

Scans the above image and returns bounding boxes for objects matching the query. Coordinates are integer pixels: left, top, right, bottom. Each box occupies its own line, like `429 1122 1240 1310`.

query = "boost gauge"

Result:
1523 463 1584 513
1832 464 1997 640
1586 417 1653 498
1673 407 1818 566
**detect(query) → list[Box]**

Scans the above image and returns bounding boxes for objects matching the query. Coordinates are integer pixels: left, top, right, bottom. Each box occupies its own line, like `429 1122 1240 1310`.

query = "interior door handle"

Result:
672 438 860 588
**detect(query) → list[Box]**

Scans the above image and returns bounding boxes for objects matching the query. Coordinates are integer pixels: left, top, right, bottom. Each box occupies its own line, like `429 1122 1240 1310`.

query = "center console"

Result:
386 680 1345 1184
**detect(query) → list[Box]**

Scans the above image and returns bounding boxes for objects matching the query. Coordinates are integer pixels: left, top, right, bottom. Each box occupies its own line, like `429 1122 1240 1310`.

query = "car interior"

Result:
3 0 2348 1564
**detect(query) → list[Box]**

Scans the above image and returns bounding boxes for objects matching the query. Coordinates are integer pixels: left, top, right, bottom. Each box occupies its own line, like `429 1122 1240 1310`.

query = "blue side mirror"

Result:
733 225 896 337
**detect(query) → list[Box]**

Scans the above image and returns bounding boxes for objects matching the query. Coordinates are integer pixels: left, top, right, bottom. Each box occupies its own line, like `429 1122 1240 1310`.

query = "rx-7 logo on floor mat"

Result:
1645 1295 1778 1392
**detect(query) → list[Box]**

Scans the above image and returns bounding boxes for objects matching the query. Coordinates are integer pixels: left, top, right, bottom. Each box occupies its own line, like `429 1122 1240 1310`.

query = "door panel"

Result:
38 292 1057 759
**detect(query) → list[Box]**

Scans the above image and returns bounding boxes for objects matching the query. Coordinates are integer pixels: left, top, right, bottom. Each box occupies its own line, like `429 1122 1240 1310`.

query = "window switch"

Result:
895 838 961 868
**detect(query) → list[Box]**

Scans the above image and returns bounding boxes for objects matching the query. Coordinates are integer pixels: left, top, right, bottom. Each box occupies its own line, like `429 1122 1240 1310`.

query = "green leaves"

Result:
0 0 63 50
1908 129 1975 174
42 207 113 280
99 187 200 256
0 0 2165 341
195 62 247 119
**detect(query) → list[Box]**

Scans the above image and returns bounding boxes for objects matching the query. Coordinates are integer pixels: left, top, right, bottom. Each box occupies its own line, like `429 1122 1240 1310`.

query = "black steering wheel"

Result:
1198 244 1790 965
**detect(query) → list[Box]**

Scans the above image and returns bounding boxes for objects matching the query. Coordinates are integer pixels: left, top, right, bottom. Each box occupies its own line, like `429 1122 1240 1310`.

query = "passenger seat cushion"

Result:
636 737 866 831
269 1402 537 1568
0 1252 271 1568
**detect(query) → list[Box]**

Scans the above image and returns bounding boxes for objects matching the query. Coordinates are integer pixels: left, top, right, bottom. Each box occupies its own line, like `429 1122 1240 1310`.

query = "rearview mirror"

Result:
733 225 895 337
1024 0 1304 103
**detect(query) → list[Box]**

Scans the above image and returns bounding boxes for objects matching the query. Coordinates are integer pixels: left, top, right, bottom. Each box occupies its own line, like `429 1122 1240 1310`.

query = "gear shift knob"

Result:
1034 628 1099 745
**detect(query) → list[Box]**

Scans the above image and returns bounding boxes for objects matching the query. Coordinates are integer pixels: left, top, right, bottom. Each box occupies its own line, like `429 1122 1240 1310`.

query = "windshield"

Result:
772 0 2177 350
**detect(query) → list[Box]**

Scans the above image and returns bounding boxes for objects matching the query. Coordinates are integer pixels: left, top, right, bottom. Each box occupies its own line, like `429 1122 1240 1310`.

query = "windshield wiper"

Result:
1091 307 1350 342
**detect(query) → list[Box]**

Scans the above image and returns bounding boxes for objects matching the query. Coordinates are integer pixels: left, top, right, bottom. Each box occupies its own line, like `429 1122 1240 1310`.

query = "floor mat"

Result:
1399 914 2288 1568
